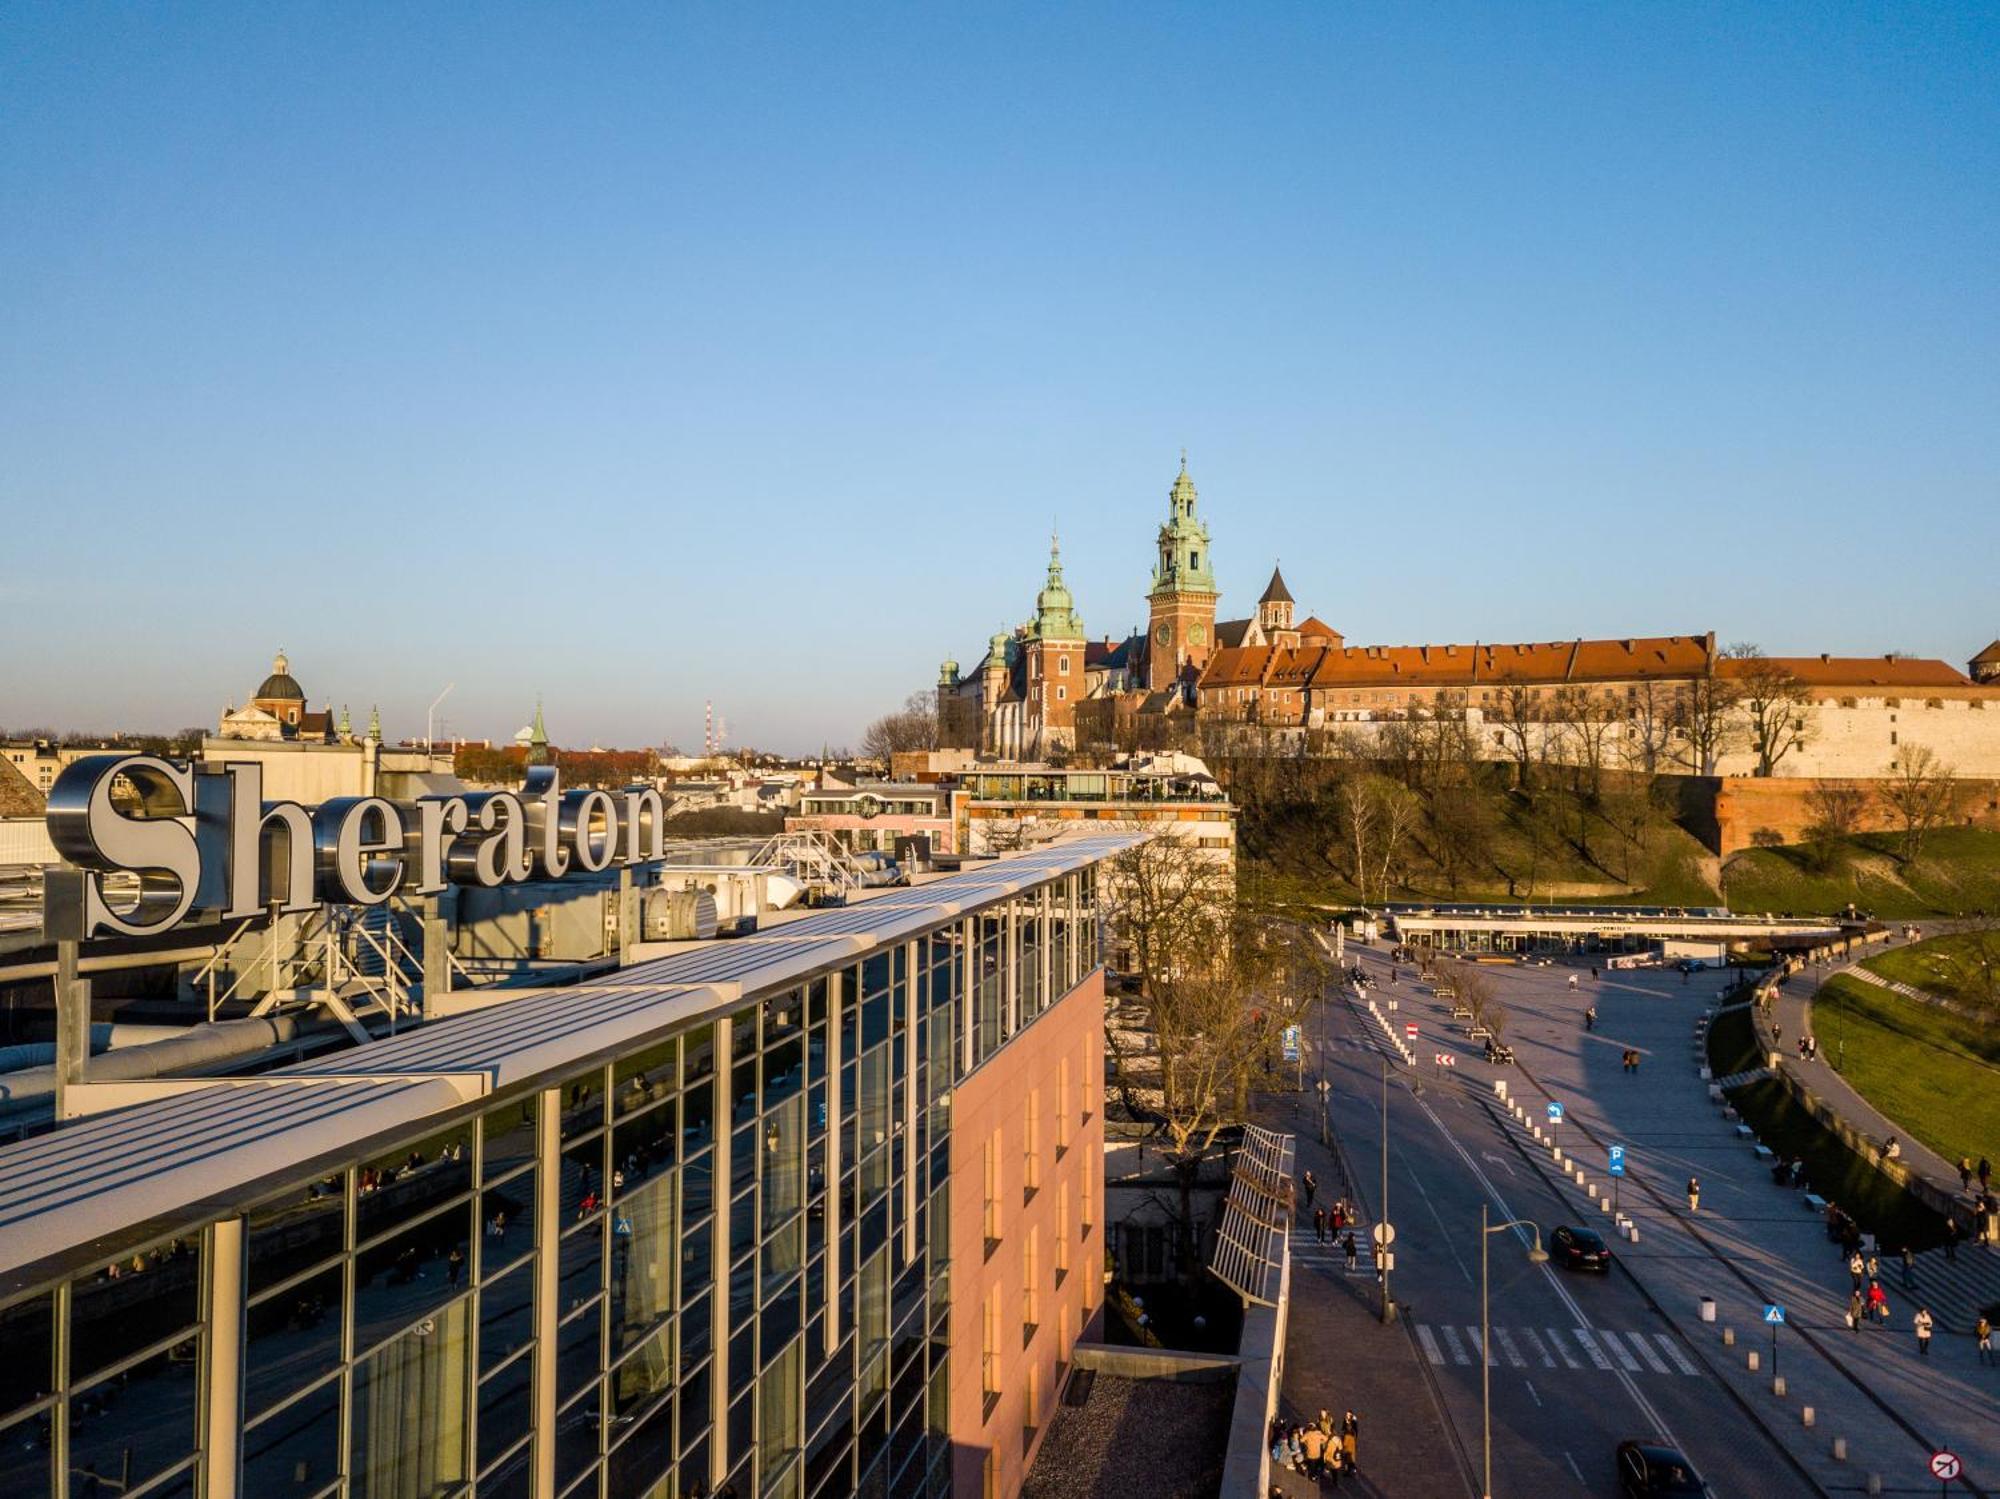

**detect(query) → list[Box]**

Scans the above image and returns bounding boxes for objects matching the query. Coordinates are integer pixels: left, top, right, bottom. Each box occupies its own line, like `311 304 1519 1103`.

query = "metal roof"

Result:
1208 1124 1297 1307
0 834 1141 1291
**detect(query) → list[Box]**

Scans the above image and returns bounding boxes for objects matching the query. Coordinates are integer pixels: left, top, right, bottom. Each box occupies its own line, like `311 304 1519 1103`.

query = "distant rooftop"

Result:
1022 1369 1233 1499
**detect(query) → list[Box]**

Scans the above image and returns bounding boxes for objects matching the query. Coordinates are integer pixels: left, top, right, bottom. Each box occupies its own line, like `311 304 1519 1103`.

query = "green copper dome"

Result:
1150 456 1216 598
1031 533 1085 640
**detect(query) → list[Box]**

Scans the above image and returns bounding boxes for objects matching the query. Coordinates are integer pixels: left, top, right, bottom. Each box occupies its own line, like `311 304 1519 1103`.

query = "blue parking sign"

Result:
1608 1145 1626 1176
1282 1025 1301 1062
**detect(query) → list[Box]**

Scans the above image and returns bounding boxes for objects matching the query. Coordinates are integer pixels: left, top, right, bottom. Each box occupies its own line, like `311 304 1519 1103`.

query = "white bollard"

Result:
1803 1408 1815 1429
1773 1376 1787 1397
1722 1327 1735 1346
1747 1350 1759 1372
1628 1225 1640 1243
1700 1297 1716 1322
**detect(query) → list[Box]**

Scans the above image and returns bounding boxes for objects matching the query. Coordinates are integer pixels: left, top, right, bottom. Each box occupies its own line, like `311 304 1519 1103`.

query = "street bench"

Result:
1752 1144 1775 1162
1734 1123 1755 1140
1803 1193 1828 1213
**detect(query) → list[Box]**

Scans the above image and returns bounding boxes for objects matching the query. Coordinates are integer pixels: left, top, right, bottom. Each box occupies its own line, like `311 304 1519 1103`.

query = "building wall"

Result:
948 968 1105 1499
1714 696 2000 779
1711 775 2000 857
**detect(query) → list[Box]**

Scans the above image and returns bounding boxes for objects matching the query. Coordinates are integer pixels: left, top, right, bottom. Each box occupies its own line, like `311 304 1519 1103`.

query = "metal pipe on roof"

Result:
0 941 225 984
0 1014 313 1111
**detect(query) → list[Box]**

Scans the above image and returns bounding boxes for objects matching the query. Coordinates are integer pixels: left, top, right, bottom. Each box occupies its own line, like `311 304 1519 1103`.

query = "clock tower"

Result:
1146 456 1219 691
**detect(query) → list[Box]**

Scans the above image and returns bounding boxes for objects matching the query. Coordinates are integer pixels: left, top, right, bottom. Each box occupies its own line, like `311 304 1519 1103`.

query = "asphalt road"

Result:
1303 947 1814 1499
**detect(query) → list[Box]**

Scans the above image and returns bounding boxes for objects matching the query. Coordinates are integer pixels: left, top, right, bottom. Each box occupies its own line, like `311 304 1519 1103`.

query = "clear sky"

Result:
4 3 1995 753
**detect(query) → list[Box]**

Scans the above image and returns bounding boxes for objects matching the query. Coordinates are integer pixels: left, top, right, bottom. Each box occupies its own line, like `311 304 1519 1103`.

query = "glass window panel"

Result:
680 1291 713 1370
564 1137 607 1220
244 1376 340 1497
610 1170 678 1356
482 1172 537 1273
860 992 889 1052
681 1213 713 1304
558 1303 604 1407
482 1094 541 1182
0 1293 54 1416
351 1296 471 1497
246 1181 346 1297
764 1217 804 1296
808 1080 827 1144
733 1007 761 1060
760 1337 804 1478
357 1124 472 1245
607 1387 677 1498
862 953 891 1000
614 1098 678 1186
683 1147 714 1221
560 1221 605 1320
762 1094 805 1232
553 1393 601 1493
0 1410 51 1499
353 1202 473 1353
730 1186 757 1258
245 1266 343 1418
70 1339 200 1496
481 1445 535 1499
480 1354 535 1475
559 1068 606 1143
69 1234 201 1381
480 1263 536 1373
837 981 858 1068
761 1281 801 1366
732 1123 758 1194
614 1036 679 1117
611 1322 676 1420
729 1327 754 1393
732 1058 760 1127
727 1389 754 1468
682 1064 716 1156
681 1431 711 1486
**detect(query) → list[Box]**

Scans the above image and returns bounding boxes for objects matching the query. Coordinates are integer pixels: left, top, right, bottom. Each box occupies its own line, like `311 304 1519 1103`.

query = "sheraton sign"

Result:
46 755 665 940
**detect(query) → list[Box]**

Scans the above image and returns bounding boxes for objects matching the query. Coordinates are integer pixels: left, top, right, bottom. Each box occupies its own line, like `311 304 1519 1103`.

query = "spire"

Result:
338 703 352 738
527 697 550 766
1033 530 1084 640
366 704 382 743
1150 455 1216 599
1260 564 1294 605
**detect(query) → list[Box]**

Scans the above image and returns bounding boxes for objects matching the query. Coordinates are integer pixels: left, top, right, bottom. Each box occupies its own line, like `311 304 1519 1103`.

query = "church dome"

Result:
255 650 305 703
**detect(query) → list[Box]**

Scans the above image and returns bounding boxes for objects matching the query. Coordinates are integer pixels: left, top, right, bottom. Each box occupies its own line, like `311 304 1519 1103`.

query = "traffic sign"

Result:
1433 1052 1457 1068
1405 1022 1419 1039
1282 1025 1301 1062
1546 1101 1565 1123
1930 1451 1961 1482
1763 1304 1786 1325
1372 1222 1396 1246
1608 1145 1626 1177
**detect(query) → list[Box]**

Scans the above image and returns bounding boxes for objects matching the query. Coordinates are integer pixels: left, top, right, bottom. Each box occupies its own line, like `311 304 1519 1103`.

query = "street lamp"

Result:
1480 1203 1549 1499
1316 1077 1331 1147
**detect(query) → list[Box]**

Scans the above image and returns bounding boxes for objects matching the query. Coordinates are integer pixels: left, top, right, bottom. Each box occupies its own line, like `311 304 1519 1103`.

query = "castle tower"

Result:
1971 640 2000 684
1027 533 1085 754
1146 456 1219 690
1257 564 1298 649
982 629 1011 755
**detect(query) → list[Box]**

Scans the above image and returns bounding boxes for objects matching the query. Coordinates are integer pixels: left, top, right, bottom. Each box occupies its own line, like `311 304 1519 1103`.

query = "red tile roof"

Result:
1718 655 1973 689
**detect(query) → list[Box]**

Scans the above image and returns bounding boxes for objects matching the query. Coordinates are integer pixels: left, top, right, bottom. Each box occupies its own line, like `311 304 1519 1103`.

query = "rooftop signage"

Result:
45 755 665 940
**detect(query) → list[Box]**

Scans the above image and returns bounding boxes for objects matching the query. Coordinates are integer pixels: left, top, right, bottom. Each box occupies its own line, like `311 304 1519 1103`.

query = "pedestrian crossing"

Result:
1289 1226 1373 1275
1416 1322 1702 1377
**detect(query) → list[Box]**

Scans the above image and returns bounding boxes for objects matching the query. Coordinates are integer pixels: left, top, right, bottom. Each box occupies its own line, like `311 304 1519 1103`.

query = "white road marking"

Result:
1629 1332 1672 1375
1468 1326 1495 1366
1570 1326 1615 1370
1544 1327 1582 1369
1598 1330 1644 1372
1443 1324 1470 1365
1418 1324 1445 1365
1522 1327 1557 1368
1563 1451 1585 1485
1495 1327 1527 1368
1524 1378 1543 1406
1654 1332 1699 1376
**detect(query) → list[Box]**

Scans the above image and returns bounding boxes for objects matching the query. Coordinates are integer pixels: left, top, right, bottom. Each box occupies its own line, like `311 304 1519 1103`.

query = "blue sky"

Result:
4 3 1995 752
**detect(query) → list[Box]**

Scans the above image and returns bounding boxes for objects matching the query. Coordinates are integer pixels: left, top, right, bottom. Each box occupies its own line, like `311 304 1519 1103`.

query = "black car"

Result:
1550 1224 1611 1271
1615 1441 1710 1495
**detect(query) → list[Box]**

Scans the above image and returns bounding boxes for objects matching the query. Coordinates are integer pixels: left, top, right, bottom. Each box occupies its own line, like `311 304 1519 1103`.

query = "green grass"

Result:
1705 1003 1948 1250
1863 933 2000 1011
1720 829 2000 920
1813 973 2000 1174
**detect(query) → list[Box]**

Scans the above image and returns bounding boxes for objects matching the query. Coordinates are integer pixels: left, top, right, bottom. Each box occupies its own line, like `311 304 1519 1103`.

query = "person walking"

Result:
1977 1313 1993 1365
1343 1231 1359 1273
1341 1414 1359 1476
1847 1288 1865 1333
1568 972 1579 992
1300 1421 1326 1479
1901 1245 1916 1290
1686 1176 1700 1213
1849 1251 1865 1291
1980 1156 1993 1193
1313 1206 1327 1244
1945 1217 1961 1263
1865 1252 1879 1284
447 1245 465 1289
1960 1156 1975 1193
1585 1005 1597 1031
1914 1307 1934 1356
1302 1169 1319 1211
1868 1280 1889 1323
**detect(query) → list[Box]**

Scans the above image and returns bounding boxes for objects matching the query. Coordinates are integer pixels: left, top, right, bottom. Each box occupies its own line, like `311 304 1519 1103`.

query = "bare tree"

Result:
1725 644 1814 776
1669 672 1743 774
1881 746 1961 863
1802 781 1867 871
1492 685 1544 790
1626 680 1677 776
859 690 941 763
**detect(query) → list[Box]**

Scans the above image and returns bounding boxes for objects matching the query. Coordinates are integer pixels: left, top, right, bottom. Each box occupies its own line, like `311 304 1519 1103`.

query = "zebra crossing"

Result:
1289 1207 1374 1275
1416 1322 1702 1377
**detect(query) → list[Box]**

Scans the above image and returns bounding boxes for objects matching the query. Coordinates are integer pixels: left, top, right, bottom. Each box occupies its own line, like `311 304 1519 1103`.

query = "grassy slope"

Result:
1720 829 2000 920
1706 1003 1946 1249
1811 972 2000 1174
1863 934 1998 1009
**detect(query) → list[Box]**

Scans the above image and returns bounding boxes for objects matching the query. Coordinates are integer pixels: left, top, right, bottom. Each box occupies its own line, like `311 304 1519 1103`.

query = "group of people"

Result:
1270 1409 1359 1488
1618 1048 1643 1075
1955 1155 1996 1215
1793 1033 1821 1062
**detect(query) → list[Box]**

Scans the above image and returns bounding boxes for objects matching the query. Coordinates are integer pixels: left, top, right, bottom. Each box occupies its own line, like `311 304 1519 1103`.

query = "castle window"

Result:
1056 686 1066 701
1926 698 1943 709
1059 656 1070 675
1190 551 1200 570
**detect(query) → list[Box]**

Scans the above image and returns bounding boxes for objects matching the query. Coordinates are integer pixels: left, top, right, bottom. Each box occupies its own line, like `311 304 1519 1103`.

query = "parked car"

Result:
1550 1224 1612 1272
1675 958 1707 974
1615 1441 1710 1496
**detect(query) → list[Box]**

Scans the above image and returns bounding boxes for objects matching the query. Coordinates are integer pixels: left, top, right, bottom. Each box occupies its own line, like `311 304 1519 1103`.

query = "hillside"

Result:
1718 829 2000 920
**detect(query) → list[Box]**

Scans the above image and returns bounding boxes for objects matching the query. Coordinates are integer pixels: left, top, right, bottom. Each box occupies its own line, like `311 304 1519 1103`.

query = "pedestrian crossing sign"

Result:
1763 1304 1785 1324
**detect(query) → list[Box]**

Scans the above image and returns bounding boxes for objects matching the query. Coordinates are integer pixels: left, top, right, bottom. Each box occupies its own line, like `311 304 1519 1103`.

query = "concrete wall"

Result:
949 968 1106 1499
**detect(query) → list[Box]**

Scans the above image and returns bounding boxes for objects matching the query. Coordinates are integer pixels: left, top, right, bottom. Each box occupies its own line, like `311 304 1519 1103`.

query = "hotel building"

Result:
0 835 1130 1499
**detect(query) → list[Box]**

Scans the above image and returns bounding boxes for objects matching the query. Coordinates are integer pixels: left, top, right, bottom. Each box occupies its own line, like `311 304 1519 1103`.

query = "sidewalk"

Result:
1254 1084 1472 1499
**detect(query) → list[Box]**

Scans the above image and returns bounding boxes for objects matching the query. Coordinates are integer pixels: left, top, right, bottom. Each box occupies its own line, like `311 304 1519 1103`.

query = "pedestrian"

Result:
447 1245 464 1289
1847 1289 1864 1333
1849 1252 1864 1291
1568 973 1579 991
1865 1252 1879 1283
1900 1244 1915 1290
1977 1314 1993 1365
1869 1280 1888 1322
1343 1231 1358 1273
1302 1169 1318 1210
1686 1176 1700 1213
1960 1156 1975 1193
1981 1156 1992 1193
1300 1422 1326 1478
1341 1424 1358 1475
1914 1307 1934 1356
1945 1217 1961 1262
1313 1206 1327 1244
1318 1410 1334 1439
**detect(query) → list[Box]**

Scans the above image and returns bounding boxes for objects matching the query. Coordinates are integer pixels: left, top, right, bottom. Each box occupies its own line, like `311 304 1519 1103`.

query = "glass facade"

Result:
0 861 1104 1499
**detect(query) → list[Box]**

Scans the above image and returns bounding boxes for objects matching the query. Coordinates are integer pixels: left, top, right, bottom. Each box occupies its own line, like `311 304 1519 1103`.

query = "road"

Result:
1291 945 1814 1499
